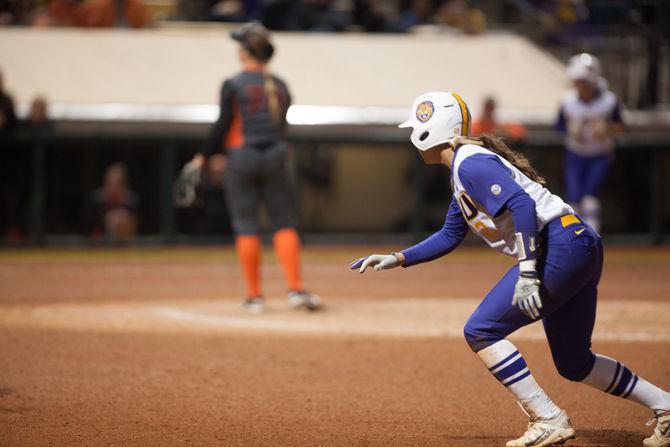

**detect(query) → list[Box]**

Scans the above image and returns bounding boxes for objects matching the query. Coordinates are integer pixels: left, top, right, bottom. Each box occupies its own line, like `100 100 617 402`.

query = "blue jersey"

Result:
402 144 573 265
451 145 573 256
556 88 622 157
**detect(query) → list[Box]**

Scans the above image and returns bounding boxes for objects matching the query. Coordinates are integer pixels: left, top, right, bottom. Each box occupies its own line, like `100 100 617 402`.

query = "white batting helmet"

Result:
567 53 602 85
399 91 471 151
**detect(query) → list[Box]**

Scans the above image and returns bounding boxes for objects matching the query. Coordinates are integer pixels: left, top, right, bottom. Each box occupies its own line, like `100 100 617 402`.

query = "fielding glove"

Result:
512 270 542 319
350 254 400 273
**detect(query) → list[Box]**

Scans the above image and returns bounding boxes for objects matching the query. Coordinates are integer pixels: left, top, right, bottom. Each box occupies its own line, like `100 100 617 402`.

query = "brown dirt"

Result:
0 247 669 446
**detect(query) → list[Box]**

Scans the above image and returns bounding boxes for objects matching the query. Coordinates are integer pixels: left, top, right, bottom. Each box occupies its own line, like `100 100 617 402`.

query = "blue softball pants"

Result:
463 216 603 382
564 150 611 204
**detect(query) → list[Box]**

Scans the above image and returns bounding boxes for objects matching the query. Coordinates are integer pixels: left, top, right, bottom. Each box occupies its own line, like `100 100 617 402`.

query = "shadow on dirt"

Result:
574 429 645 446
0 386 12 397
444 429 644 447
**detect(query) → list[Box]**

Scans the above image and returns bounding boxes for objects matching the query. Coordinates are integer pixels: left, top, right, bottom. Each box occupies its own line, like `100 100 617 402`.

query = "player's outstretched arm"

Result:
400 198 468 267
350 198 468 273
350 253 404 273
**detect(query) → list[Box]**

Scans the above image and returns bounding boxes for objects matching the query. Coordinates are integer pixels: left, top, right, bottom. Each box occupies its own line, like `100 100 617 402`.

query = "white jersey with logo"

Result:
451 144 574 257
560 89 619 156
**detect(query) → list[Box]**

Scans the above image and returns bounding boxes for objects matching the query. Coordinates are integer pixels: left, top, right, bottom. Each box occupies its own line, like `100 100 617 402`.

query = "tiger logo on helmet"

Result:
415 101 435 123
400 91 471 152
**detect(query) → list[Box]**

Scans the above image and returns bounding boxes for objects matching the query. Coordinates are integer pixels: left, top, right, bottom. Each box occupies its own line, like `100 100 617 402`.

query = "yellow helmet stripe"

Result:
451 92 470 136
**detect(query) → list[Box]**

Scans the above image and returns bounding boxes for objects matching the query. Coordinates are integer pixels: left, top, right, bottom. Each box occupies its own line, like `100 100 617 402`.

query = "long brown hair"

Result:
262 70 282 124
243 27 281 124
475 134 546 184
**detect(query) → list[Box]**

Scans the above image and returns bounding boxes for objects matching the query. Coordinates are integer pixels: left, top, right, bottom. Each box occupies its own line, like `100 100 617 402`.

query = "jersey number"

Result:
457 192 502 242
457 193 478 221
245 85 266 114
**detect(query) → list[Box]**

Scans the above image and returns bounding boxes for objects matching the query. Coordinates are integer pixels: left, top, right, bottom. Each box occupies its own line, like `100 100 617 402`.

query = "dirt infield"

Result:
1 247 669 446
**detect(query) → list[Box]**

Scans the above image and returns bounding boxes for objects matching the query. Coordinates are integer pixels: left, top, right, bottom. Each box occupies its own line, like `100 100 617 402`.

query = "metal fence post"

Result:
160 140 177 244
650 146 664 245
30 138 47 245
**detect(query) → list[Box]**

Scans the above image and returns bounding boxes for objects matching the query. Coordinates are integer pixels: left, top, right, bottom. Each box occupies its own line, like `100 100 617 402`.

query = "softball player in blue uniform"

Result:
351 92 670 447
557 53 624 232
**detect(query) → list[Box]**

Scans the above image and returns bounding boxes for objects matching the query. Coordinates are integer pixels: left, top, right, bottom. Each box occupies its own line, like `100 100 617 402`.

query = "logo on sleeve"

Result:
490 184 502 196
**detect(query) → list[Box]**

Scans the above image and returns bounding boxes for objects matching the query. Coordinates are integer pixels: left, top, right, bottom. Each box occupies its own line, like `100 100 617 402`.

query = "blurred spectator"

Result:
260 0 305 30
0 70 17 135
0 0 37 25
536 0 591 44
14 0 492 34
177 0 263 22
1 96 52 245
462 6 486 34
33 0 78 26
0 70 21 245
434 0 486 34
83 0 152 28
398 0 434 31
297 0 353 32
210 0 246 22
89 162 140 243
27 95 52 130
0 0 11 24
262 0 349 32
353 0 399 33
471 96 526 146
435 0 466 28
176 0 212 21
34 0 151 28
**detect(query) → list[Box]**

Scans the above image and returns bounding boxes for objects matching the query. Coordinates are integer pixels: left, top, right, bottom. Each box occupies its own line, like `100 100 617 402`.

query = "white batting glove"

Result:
512 270 542 320
350 254 400 273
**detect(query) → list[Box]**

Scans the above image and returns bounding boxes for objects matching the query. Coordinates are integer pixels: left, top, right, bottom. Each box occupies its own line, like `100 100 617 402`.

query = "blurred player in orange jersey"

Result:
471 96 527 146
186 23 321 314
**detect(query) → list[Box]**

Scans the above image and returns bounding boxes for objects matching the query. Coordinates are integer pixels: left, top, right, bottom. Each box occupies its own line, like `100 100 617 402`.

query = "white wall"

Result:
0 27 568 123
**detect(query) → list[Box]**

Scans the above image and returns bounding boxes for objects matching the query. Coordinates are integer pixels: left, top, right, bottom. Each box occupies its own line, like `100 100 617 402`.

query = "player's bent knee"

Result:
463 320 502 353
554 353 596 382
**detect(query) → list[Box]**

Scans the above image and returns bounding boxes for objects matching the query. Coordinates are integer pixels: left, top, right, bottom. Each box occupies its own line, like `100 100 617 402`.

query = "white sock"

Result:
478 339 561 419
580 195 601 232
582 354 670 411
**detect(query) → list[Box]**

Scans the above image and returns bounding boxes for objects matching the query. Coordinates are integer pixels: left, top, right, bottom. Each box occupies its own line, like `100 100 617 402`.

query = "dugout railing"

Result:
1 125 669 246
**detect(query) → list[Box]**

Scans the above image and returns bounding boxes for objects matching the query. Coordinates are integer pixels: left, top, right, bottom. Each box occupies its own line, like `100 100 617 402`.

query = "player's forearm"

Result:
506 191 539 266
200 81 235 156
401 229 464 267
200 117 231 157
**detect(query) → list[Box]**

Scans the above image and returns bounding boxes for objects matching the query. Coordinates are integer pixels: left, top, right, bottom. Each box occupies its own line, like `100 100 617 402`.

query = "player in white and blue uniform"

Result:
557 53 624 232
351 92 670 447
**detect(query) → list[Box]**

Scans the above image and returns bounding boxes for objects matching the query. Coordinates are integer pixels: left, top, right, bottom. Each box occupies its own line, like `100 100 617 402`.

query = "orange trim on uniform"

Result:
225 99 244 149
451 92 471 136
273 228 302 291
243 63 265 73
560 214 581 227
236 235 262 297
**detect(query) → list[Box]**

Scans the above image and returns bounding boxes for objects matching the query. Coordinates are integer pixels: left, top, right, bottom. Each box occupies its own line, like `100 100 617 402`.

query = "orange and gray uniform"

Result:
200 68 295 235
